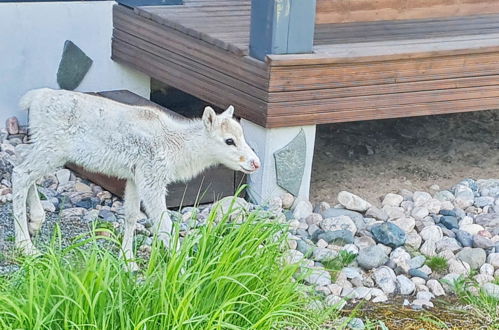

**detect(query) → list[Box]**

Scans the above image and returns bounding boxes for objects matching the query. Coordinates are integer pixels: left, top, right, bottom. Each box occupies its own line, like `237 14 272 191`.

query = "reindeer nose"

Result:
251 159 260 170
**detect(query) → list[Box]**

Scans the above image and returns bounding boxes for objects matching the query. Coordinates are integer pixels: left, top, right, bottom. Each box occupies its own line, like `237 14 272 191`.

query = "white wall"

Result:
0 1 150 124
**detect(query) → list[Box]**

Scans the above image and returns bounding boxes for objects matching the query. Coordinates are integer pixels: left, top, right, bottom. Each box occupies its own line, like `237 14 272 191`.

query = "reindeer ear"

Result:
222 105 234 118
202 106 217 129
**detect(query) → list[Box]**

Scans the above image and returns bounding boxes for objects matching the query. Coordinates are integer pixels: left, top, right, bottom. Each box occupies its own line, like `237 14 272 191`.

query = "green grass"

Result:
443 274 499 328
425 256 449 273
322 250 357 281
0 202 328 329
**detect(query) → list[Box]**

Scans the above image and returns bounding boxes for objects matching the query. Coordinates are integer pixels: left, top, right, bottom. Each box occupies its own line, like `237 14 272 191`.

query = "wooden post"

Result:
249 0 317 61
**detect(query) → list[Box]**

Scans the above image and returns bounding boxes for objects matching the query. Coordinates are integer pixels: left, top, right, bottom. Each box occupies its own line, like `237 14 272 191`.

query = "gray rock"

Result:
347 318 365 329
409 255 426 269
454 185 475 208
293 200 313 219
420 239 437 257
354 236 376 250
477 179 499 197
382 193 404 207
373 266 397 294
98 209 117 222
474 196 495 208
337 191 371 212
305 269 332 286
274 130 307 196
371 222 406 248
417 291 435 301
440 216 459 230
487 253 499 268
320 215 357 234
296 239 315 257
357 245 389 270
420 225 443 241
313 248 337 262
475 213 499 233
455 230 473 247
472 235 495 249
434 190 455 202
320 208 364 226
456 247 486 270
312 229 354 246
413 191 432 207
408 268 429 280
411 299 434 309
426 279 445 296
405 231 422 250
435 237 461 253
365 207 388 221
397 275 415 295
389 217 415 233
482 283 499 299
57 40 93 90
448 259 471 276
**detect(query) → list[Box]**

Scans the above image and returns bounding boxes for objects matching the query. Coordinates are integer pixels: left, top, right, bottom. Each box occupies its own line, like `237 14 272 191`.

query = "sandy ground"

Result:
311 110 499 207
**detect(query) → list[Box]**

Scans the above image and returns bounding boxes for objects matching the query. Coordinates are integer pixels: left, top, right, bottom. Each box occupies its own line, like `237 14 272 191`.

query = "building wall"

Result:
0 1 150 124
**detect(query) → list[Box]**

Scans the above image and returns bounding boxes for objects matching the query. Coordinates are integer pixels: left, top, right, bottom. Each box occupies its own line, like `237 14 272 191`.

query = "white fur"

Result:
13 88 260 266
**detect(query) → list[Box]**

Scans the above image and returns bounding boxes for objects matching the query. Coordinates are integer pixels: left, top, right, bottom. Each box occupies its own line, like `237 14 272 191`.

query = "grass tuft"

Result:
425 256 449 273
0 203 326 329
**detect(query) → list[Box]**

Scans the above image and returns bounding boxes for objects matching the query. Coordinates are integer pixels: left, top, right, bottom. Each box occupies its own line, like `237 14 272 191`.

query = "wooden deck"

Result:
112 0 499 128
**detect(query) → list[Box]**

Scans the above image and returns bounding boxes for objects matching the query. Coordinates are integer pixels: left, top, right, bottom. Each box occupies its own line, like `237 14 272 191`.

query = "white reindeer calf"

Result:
13 88 260 267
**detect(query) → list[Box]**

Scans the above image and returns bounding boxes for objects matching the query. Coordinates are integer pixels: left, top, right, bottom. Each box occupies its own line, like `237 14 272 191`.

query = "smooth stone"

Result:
354 236 376 250
427 279 445 296
305 213 323 225
382 193 404 207
435 237 461 253
434 190 455 202
448 259 471 275
474 196 495 208
55 169 71 185
420 239 437 257
440 216 459 230
482 283 499 299
305 269 332 286
337 191 371 212
480 263 494 276
475 213 499 232
456 247 486 270
296 239 315 256
411 299 434 309
98 209 116 222
420 225 443 241
440 209 458 217
320 208 364 225
441 273 461 292
397 275 415 295
312 229 354 246
382 205 406 220
371 222 406 248
455 230 473 247
459 224 485 235
284 250 304 264
293 200 313 219
405 231 422 250
325 295 346 309
357 245 388 270
281 193 295 209
472 235 495 249
365 207 388 221
411 207 429 220
389 217 415 233
487 253 499 268
417 291 434 301
313 248 337 262
320 215 357 234
413 191 432 207
408 269 429 280
373 266 397 294
409 255 426 269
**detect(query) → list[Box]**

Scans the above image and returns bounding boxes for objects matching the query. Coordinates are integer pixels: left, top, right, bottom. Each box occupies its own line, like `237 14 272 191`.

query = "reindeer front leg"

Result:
121 180 141 271
137 180 172 249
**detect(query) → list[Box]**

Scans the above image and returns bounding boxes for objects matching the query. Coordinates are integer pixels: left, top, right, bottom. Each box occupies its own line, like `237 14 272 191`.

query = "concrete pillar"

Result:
241 119 316 204
249 0 317 61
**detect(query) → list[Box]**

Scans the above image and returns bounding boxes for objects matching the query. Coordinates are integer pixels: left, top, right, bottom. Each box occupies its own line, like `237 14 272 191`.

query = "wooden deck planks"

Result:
112 3 499 128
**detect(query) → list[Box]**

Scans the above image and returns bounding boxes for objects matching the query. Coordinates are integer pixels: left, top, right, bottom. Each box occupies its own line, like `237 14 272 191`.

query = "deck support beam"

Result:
241 119 316 204
249 0 317 61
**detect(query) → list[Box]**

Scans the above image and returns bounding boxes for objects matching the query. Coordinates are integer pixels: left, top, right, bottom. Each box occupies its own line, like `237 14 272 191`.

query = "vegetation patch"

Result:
425 256 449 273
0 208 328 329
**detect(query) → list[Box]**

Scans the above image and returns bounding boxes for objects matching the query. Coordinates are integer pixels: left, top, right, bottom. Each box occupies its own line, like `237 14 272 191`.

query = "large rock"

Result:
397 275 415 295
456 247 486 270
293 200 313 219
487 253 499 268
382 193 403 207
305 269 332 286
320 208 364 226
373 266 397 294
482 283 499 299
337 191 371 212
312 229 354 246
435 237 461 253
420 225 443 241
389 217 415 233
455 230 473 247
320 215 357 234
371 222 406 248
448 259 471 276
440 216 459 230
475 213 499 233
427 279 445 296
357 245 388 270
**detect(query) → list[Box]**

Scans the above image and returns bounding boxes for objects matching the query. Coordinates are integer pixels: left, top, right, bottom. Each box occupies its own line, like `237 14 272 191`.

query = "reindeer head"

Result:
202 106 260 174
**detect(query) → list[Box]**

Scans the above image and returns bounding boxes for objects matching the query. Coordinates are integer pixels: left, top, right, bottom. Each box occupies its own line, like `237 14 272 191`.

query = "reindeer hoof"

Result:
15 241 41 256
28 221 43 236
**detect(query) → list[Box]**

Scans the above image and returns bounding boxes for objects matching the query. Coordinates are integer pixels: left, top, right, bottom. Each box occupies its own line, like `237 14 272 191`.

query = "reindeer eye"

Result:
225 138 235 146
